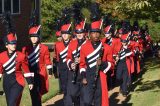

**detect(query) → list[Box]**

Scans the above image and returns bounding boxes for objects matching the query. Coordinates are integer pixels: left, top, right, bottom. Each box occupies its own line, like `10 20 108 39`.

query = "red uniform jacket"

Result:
114 41 134 75
101 37 121 75
131 41 142 73
66 39 87 70
22 44 52 95
80 40 114 106
127 41 136 74
138 38 144 51
54 41 71 69
101 38 121 55
0 51 33 87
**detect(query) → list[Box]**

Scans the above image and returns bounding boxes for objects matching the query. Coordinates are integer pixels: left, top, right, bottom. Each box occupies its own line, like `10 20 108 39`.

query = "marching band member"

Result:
0 13 33 106
66 4 87 106
80 3 114 106
101 17 121 89
22 11 52 106
54 8 72 105
115 22 133 96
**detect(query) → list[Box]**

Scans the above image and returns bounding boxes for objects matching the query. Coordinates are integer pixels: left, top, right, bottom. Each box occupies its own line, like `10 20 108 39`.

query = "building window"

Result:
4 0 11 12
0 0 20 14
13 0 20 14
31 0 36 11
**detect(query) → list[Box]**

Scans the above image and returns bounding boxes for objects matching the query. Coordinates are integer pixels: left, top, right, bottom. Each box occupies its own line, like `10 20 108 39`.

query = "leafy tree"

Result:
41 0 93 42
41 0 75 42
41 0 160 42
97 0 160 20
97 0 160 41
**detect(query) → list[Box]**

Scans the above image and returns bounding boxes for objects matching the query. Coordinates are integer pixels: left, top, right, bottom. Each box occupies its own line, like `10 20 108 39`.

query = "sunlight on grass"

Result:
128 57 160 106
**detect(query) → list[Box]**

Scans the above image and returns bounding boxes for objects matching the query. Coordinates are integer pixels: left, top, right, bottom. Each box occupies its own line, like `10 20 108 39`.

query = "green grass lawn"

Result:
0 78 59 106
127 57 160 106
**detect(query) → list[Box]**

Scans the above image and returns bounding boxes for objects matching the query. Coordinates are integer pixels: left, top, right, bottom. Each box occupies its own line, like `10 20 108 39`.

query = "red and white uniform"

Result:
129 40 142 74
101 37 121 75
66 39 87 70
0 51 33 86
116 34 135 75
80 40 114 106
101 38 122 60
101 38 121 54
55 41 70 64
22 44 52 95
54 40 70 94
127 41 136 74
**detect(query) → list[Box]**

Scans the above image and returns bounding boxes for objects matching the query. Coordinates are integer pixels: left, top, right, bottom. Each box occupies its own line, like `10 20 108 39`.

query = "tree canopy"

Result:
41 0 160 42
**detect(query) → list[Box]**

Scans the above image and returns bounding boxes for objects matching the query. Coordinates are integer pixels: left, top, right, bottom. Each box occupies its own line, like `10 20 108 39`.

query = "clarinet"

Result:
114 45 123 65
91 45 104 104
72 56 79 84
72 46 79 84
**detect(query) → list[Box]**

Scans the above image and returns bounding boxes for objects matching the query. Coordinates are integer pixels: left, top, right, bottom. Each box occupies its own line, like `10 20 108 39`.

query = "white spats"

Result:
47 65 52 69
80 68 86 73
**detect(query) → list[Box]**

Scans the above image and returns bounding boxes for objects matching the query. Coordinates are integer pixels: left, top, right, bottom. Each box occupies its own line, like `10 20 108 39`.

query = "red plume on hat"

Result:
104 25 112 33
90 3 103 32
121 34 128 42
90 19 103 32
61 23 72 34
1 12 17 44
74 19 86 33
121 31 131 43
29 25 41 35
121 34 128 40
133 31 139 35
7 33 17 43
55 31 61 37
29 10 41 36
